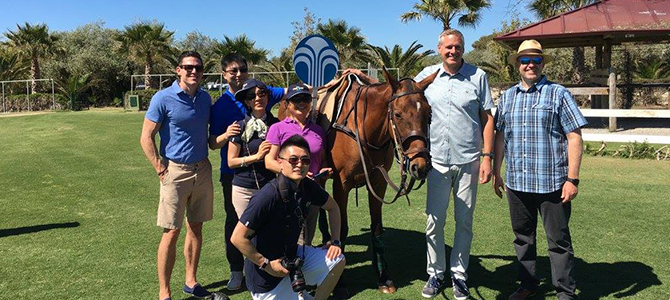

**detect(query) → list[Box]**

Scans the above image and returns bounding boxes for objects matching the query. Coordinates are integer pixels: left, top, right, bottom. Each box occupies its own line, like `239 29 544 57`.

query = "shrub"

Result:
2 93 61 112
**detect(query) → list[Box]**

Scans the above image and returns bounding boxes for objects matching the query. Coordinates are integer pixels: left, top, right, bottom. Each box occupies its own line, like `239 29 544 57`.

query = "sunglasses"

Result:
180 65 204 72
246 90 267 100
289 96 311 104
226 67 249 75
279 155 311 166
518 56 544 65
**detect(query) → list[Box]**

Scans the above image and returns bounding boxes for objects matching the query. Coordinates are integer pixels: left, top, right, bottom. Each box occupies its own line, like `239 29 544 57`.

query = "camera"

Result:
281 256 306 293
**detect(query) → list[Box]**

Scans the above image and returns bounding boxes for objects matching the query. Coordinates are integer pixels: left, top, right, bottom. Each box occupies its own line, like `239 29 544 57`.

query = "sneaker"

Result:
452 278 470 300
298 291 314 300
508 286 537 300
227 271 244 291
422 276 444 298
183 283 211 299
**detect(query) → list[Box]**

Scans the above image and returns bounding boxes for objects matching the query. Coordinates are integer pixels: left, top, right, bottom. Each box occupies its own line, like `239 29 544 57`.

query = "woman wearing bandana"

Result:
228 79 279 217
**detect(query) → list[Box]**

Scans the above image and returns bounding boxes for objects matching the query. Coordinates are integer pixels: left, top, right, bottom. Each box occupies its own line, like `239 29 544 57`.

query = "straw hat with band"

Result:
507 39 554 66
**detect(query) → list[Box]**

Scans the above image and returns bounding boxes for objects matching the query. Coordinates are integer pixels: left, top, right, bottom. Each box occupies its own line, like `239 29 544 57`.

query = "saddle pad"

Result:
315 76 347 130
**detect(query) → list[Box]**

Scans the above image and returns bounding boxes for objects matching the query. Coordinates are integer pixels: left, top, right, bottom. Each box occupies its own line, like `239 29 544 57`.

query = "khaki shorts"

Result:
157 158 214 229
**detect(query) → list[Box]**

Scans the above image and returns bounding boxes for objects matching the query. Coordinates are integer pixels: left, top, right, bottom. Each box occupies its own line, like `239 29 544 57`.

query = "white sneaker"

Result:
298 291 314 300
226 271 243 291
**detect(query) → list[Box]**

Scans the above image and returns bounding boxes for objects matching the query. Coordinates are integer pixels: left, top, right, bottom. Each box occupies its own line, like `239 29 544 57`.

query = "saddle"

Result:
313 74 366 134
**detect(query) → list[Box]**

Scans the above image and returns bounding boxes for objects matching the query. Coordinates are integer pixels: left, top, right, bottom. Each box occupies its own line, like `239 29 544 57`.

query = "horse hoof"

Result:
378 281 397 294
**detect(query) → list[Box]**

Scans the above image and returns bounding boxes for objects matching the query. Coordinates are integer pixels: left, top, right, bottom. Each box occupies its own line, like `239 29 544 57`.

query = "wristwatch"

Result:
566 178 580 187
259 257 269 271
331 240 342 248
481 152 494 159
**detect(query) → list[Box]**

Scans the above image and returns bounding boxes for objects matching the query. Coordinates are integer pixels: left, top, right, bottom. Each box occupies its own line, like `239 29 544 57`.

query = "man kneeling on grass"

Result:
231 134 345 300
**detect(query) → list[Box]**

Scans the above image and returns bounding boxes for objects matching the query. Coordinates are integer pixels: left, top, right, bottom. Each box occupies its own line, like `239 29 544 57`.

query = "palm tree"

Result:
4 22 59 93
55 72 96 110
256 51 297 88
400 0 491 30
634 56 670 80
211 34 269 69
115 22 175 89
367 41 434 77
0 47 29 81
317 19 371 68
529 0 596 84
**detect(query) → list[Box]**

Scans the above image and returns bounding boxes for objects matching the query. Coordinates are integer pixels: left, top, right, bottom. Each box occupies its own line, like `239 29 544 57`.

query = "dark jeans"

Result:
507 188 577 300
222 174 244 272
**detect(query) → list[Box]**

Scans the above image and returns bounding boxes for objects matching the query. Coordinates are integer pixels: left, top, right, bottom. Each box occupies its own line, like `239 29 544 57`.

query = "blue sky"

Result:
2 0 529 56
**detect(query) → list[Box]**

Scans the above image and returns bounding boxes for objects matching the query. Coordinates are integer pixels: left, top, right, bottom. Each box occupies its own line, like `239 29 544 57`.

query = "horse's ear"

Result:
416 70 439 91
382 66 399 92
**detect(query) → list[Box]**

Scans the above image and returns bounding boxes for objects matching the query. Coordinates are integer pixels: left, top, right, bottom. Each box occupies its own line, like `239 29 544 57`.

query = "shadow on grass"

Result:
343 227 662 300
0 221 80 238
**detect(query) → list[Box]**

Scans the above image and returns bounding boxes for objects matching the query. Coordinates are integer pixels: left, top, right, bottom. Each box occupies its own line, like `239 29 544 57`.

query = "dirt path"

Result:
0 111 51 118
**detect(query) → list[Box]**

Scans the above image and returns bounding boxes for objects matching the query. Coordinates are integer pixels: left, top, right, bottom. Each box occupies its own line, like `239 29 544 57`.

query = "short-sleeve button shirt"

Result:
494 76 588 193
145 80 211 164
415 62 494 165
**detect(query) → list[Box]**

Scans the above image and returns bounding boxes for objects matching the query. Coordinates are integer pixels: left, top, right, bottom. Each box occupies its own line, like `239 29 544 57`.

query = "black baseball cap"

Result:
234 78 267 102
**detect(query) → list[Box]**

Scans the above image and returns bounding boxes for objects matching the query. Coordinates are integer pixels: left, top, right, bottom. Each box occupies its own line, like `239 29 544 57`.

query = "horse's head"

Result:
383 67 438 180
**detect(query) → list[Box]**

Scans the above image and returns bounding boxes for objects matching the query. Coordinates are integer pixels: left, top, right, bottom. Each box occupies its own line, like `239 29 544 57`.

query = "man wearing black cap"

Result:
209 53 287 290
493 39 586 300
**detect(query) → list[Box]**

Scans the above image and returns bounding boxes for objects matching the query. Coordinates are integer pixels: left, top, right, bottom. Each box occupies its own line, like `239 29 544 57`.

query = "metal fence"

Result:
129 67 401 94
1 79 55 113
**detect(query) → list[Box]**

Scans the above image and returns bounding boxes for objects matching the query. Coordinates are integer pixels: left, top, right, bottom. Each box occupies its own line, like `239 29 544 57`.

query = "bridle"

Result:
353 78 431 204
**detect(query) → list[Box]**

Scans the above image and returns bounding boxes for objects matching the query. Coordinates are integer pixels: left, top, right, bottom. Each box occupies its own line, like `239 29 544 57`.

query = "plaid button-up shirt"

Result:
495 76 587 194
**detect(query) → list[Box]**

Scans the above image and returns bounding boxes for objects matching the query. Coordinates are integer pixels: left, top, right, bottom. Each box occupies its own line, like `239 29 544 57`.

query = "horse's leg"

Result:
368 174 397 294
331 175 351 299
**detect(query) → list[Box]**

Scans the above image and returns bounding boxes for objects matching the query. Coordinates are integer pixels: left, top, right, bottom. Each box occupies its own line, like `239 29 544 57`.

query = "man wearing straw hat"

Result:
493 39 587 300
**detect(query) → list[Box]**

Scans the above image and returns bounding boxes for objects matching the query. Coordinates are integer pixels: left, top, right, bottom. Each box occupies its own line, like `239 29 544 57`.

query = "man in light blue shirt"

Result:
414 29 494 299
141 51 214 300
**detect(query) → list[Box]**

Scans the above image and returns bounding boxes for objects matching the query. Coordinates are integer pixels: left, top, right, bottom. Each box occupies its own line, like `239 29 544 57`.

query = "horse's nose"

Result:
410 163 420 179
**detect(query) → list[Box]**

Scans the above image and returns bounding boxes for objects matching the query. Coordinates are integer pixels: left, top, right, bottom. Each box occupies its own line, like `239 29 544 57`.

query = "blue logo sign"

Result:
293 35 339 87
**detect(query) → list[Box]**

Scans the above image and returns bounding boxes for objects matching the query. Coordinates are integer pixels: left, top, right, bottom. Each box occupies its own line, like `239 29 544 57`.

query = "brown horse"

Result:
279 68 438 294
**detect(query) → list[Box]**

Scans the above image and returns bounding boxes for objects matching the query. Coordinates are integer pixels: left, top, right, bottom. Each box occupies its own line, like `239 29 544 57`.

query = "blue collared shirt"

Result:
415 62 494 165
495 76 588 194
145 80 211 164
210 87 284 179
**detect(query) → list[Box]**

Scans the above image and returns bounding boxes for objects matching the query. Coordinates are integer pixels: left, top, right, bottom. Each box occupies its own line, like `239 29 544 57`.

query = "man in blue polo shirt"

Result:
140 51 213 300
209 53 286 290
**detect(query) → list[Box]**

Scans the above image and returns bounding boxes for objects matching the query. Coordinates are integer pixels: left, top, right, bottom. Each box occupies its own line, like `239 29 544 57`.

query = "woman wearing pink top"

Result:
265 83 332 245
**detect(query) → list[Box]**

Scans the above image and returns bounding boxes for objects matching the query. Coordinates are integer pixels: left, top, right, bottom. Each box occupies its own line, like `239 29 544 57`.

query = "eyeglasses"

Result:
180 65 204 73
246 90 267 100
289 96 311 104
225 67 249 75
518 56 543 65
278 155 311 166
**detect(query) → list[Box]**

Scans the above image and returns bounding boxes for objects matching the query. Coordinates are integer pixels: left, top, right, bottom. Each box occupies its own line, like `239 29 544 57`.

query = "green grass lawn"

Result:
0 110 668 300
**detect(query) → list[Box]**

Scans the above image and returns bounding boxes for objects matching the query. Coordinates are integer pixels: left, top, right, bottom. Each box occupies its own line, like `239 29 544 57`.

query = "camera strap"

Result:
275 174 309 260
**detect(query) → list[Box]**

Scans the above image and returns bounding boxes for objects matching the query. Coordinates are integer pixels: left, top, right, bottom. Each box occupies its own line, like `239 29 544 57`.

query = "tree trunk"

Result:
571 46 587 85
30 54 40 94
145 54 153 89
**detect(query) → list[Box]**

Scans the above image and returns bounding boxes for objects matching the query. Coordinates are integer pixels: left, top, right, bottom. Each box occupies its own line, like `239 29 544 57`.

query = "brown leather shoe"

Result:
508 287 537 300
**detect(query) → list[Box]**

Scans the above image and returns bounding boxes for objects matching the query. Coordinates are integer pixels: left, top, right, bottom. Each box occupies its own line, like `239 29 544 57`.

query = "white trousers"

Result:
425 160 479 281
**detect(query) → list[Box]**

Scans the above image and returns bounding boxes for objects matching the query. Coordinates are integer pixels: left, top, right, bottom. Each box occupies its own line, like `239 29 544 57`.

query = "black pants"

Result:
222 174 244 272
507 188 577 300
